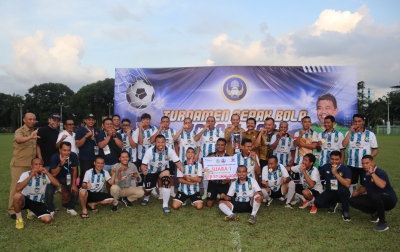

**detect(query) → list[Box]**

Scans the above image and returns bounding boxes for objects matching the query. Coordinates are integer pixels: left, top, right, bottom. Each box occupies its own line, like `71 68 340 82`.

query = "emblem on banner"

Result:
221 75 248 103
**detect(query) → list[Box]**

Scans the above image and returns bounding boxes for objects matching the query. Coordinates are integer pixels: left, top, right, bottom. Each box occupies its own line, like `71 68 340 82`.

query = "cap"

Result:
85 114 96 119
49 113 61 120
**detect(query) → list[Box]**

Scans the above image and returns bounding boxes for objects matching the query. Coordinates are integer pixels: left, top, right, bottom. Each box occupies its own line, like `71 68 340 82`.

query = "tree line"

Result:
0 79 399 131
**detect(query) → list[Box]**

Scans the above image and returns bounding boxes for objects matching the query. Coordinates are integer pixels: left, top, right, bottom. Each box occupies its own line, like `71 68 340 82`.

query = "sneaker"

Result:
50 211 55 217
10 214 17 220
27 209 35 219
278 197 285 202
370 212 379 223
299 201 311 209
125 200 133 207
310 205 317 214
224 214 239 221
15 218 24 229
342 211 351 221
120 197 129 207
266 198 273 207
111 205 118 212
182 200 187 206
152 192 159 199
262 198 267 203
248 215 256 225
328 203 339 213
201 194 207 200
284 204 293 209
374 222 389 232
67 209 78 216
141 200 149 206
290 196 300 206
163 207 171 213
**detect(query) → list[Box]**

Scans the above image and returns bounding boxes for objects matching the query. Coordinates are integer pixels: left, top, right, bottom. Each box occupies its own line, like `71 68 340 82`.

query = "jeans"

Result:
314 186 350 212
45 176 78 211
349 192 396 223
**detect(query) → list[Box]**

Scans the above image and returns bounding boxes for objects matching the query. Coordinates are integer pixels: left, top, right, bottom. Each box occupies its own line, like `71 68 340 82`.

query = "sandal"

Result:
80 213 89 218
87 204 98 212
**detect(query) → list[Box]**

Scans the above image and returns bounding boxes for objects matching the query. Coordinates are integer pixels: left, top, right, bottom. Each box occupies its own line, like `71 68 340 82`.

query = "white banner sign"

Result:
203 156 238 180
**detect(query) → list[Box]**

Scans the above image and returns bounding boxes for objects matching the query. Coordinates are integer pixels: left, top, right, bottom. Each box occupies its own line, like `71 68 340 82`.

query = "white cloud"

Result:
206 59 214 66
206 5 400 99
0 30 108 94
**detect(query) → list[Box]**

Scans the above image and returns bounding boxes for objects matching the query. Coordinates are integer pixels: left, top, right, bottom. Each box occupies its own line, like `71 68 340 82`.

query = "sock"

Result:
297 193 306 202
162 188 170 208
309 197 315 205
261 189 270 200
219 203 233 216
170 187 175 196
151 188 158 195
203 180 209 195
251 195 261 216
16 212 22 219
144 195 150 201
286 181 296 204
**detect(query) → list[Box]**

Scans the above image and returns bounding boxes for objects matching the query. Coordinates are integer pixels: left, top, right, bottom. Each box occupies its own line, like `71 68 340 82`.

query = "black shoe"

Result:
342 211 351 221
125 200 133 207
120 197 130 207
370 212 379 223
10 214 16 220
328 203 338 213
62 203 68 208
111 205 118 212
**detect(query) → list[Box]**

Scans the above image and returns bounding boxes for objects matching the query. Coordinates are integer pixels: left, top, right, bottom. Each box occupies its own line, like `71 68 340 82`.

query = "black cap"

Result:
85 114 96 119
49 113 61 120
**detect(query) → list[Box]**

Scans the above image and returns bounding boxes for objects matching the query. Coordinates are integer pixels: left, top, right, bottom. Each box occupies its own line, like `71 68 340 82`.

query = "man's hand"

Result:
352 191 359 197
61 134 68 141
132 172 140 181
30 129 40 139
249 151 256 159
71 184 78 193
138 123 143 131
60 155 68 165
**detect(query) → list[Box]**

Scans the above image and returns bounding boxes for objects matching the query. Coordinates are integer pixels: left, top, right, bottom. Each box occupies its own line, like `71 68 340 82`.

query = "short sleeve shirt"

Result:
345 130 378 168
199 128 222 158
136 126 158 160
262 164 290 192
271 134 295 166
75 126 101 161
293 130 318 164
235 153 260 178
18 171 51 203
317 130 344 167
83 168 112 192
10 125 37 167
57 130 78 154
142 146 180 174
361 168 397 203
95 131 123 165
177 162 203 195
291 165 323 193
178 129 200 162
227 177 261 202
118 130 138 163
319 164 351 191
49 152 79 178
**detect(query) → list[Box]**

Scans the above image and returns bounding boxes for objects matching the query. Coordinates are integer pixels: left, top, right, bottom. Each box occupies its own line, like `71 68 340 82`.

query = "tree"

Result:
0 93 24 130
69 78 114 125
25 83 75 126
357 81 368 116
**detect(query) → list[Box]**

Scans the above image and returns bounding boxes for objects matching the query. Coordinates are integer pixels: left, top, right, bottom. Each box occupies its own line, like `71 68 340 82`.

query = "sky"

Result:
0 0 399 100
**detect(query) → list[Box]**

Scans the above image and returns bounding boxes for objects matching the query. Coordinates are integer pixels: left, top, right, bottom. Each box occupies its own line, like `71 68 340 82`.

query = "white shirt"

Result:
199 128 222 158
83 168 112 192
118 129 138 163
271 134 295 166
178 129 200 162
291 165 323 193
18 171 51 203
142 146 180 174
235 153 260 178
57 130 78 154
159 128 177 150
135 126 158 160
345 130 378 168
262 164 290 192
177 162 203 196
227 177 261 203
294 130 318 164
317 130 345 167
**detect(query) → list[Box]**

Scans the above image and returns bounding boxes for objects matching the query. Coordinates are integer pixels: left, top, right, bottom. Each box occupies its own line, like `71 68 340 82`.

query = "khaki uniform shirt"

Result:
225 127 246 156
258 130 278 160
10 125 36 167
242 129 260 157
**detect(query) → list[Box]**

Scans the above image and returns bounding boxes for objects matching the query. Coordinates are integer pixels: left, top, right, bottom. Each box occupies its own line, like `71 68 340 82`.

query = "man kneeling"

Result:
79 157 116 218
172 148 203 210
13 158 60 229
218 165 263 225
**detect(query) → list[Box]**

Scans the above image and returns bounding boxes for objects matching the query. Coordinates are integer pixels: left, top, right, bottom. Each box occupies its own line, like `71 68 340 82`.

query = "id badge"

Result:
94 146 99 155
66 173 71 186
330 179 338 190
103 145 111 155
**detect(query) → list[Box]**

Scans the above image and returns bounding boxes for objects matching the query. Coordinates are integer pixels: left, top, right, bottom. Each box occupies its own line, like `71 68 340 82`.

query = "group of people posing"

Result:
8 108 397 232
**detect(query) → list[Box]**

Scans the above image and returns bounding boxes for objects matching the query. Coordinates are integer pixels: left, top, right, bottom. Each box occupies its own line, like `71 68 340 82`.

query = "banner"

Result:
203 156 238 180
114 66 357 133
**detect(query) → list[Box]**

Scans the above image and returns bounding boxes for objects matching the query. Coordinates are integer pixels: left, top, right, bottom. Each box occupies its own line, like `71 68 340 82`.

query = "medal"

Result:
91 136 95 140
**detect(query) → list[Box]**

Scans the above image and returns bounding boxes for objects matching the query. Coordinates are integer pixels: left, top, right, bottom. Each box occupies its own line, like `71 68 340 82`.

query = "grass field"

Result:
0 133 399 251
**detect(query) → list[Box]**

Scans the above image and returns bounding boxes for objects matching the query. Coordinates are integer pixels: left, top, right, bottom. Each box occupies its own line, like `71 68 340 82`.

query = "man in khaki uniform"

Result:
8 113 39 219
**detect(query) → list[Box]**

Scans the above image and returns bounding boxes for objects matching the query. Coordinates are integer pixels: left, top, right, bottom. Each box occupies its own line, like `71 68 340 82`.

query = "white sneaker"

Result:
67 209 78 216
182 200 187 206
50 211 55 217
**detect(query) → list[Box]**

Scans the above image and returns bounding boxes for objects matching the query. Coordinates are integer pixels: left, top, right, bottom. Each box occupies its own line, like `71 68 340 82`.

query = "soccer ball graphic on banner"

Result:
126 79 155 109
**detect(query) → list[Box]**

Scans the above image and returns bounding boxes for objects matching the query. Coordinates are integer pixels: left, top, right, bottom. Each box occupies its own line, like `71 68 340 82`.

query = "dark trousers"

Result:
349 193 396 223
45 177 78 211
314 186 350 212
79 160 94 187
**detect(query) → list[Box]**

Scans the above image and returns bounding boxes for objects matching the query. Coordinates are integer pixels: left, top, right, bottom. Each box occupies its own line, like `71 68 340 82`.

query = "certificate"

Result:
203 156 238 180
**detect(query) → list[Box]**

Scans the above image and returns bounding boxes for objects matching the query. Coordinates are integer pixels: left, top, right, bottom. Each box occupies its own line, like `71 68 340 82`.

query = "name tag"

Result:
103 145 111 155
330 179 338 190
94 146 99 155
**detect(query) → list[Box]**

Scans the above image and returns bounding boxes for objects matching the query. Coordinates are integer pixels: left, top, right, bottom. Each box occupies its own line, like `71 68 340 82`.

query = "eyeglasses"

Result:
206 120 215 122
122 124 130 127
65 124 75 126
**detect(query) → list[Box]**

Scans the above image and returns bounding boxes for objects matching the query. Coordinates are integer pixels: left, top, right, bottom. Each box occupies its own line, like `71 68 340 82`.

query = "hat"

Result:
49 113 61 120
85 114 96 119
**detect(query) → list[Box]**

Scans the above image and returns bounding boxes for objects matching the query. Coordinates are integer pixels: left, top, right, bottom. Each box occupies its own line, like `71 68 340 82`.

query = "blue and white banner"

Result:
114 66 357 133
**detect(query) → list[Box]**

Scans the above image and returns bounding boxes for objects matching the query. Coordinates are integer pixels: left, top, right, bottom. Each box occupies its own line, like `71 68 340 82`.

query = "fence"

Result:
373 125 400 134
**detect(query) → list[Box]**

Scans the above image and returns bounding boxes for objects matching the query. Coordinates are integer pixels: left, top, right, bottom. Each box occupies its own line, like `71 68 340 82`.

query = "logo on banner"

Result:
221 75 248 103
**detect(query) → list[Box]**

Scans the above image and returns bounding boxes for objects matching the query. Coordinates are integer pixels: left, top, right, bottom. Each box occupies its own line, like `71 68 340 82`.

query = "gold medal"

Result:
91 136 95 140
321 139 325 143
268 168 273 173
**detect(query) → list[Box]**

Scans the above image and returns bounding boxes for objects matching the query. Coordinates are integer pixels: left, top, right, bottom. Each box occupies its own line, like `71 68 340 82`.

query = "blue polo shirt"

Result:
49 152 79 179
96 131 122 165
76 127 100 161
320 164 352 191
361 168 397 204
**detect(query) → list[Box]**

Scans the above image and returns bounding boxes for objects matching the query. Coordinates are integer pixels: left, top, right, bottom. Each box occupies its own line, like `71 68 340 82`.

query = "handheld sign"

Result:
203 156 237 180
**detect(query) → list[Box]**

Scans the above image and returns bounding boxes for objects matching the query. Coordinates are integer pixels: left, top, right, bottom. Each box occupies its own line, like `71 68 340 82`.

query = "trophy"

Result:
231 131 242 153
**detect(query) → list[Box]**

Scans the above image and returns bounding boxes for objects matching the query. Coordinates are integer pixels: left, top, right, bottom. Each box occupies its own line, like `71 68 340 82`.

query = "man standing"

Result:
45 142 79 216
13 158 59 229
118 118 138 164
242 117 259 157
174 117 200 163
140 135 184 213
110 151 144 211
261 155 296 209
218 165 263 225
8 113 39 219
235 138 260 179
112 114 122 131
79 157 116 218
194 116 222 199
225 114 245 156
205 138 231 208
342 114 378 195
270 121 295 169
255 117 278 174
37 113 61 169
314 151 351 221
349 155 397 232
75 114 100 187
290 154 323 213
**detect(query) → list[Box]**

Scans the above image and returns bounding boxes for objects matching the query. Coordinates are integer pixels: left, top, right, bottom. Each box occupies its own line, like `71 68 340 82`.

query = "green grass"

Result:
0 133 399 251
